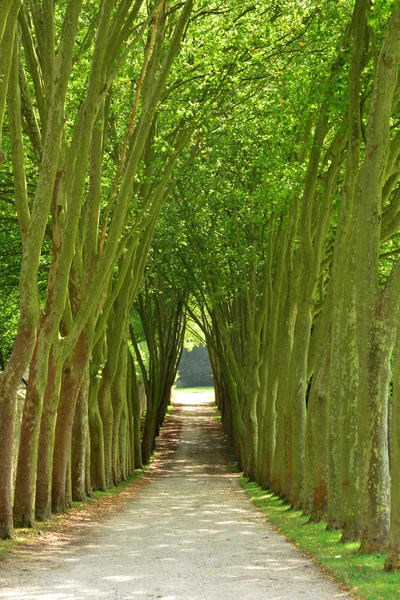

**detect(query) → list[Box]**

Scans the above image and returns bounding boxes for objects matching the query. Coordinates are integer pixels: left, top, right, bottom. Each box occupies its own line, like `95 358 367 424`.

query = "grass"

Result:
226 463 241 473
240 478 400 600
89 469 146 500
0 535 23 561
173 386 214 393
166 402 174 416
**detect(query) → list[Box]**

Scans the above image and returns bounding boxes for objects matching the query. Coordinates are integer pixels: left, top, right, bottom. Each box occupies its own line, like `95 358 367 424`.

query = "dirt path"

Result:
0 389 352 599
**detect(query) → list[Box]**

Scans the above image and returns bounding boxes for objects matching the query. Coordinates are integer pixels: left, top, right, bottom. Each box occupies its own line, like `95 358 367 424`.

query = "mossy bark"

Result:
129 353 143 470
13 334 52 528
111 342 128 485
71 370 90 502
355 5 400 553
305 319 331 522
88 337 106 491
385 325 400 570
35 343 63 521
52 327 91 513
0 0 20 165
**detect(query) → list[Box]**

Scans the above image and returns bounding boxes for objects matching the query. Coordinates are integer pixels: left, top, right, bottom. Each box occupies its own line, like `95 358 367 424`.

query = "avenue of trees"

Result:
2 0 400 574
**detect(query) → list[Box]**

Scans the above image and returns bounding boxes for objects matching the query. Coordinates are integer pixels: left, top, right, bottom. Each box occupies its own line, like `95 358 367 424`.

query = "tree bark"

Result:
71 370 90 502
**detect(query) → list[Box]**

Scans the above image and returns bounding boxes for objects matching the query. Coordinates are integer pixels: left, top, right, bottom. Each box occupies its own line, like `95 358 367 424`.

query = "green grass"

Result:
227 463 241 473
173 386 214 392
240 478 400 600
90 469 146 500
0 536 20 561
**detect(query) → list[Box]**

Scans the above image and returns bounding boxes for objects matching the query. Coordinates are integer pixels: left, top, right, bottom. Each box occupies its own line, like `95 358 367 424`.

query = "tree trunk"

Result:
13 332 52 527
355 7 400 552
141 399 157 465
89 339 106 490
71 370 90 502
288 305 312 508
97 369 114 487
243 382 259 481
129 355 142 470
52 328 91 513
0 0 20 165
306 323 331 522
35 344 63 521
125 352 135 476
385 324 400 570
111 344 127 485
357 324 391 552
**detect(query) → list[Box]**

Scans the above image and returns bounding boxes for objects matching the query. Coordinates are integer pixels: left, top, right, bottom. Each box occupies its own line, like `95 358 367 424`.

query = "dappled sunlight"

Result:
0 390 352 600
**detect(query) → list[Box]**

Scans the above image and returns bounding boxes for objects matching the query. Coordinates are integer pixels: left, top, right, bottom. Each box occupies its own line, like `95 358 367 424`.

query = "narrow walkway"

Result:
0 390 351 599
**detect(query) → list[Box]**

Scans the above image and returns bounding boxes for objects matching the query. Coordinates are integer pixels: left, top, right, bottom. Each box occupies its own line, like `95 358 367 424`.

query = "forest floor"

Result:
0 389 352 600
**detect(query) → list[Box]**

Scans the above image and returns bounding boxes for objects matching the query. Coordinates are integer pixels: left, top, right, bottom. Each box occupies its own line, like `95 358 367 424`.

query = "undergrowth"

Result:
240 478 400 600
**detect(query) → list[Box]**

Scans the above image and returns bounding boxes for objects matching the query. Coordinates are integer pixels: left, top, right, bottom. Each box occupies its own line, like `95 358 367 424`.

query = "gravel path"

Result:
0 390 352 600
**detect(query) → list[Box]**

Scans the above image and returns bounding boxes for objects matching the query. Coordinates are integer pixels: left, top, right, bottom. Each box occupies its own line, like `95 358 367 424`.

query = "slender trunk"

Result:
111 344 127 485
271 298 295 499
89 338 106 490
118 405 128 481
66 448 72 509
0 0 20 165
256 369 278 489
13 331 52 527
244 382 259 480
306 322 331 522
141 398 157 465
130 356 142 470
385 324 400 570
126 351 135 476
35 344 63 521
52 328 91 513
71 369 90 502
85 422 92 496
289 305 312 508
97 368 114 487
326 354 342 531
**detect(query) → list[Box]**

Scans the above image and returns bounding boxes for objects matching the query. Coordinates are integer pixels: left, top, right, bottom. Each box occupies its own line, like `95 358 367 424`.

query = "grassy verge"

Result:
86 469 146 501
1 392 184 563
0 469 146 562
240 478 400 600
0 535 22 561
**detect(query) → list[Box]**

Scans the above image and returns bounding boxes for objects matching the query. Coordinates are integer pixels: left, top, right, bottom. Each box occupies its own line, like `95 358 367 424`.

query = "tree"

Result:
1 0 194 538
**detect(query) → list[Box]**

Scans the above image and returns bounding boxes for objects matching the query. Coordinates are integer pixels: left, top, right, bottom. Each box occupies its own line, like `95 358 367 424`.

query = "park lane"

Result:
0 389 351 600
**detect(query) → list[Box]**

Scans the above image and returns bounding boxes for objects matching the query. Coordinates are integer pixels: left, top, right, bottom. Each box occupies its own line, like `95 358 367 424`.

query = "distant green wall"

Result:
175 345 213 388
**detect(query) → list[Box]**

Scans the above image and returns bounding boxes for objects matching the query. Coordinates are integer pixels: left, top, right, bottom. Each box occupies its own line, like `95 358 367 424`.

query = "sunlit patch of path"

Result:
0 389 351 599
